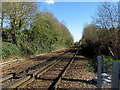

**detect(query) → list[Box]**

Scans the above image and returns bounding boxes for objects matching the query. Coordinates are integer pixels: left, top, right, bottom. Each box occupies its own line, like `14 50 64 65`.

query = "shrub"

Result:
2 42 21 58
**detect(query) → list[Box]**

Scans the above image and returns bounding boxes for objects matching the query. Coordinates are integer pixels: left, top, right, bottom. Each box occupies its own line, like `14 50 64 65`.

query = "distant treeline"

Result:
81 2 120 60
1 2 73 58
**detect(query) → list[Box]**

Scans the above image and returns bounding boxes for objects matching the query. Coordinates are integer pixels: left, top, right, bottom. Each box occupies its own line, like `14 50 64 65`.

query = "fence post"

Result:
112 61 119 88
97 56 103 88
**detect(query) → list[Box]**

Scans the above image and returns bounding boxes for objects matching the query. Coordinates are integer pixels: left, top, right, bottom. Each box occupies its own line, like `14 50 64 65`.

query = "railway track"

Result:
24 49 79 89
2 48 79 89
1 49 71 83
2 48 78 89
48 49 79 89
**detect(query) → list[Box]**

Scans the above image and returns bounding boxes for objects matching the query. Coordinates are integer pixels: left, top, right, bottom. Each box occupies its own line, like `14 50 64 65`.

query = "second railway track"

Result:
2 48 79 89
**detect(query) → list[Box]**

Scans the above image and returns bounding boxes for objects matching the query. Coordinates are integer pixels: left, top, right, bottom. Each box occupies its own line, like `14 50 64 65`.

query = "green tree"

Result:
2 2 39 45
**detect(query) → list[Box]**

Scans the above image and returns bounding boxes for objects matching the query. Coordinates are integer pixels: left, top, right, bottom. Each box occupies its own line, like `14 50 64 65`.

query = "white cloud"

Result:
45 0 55 4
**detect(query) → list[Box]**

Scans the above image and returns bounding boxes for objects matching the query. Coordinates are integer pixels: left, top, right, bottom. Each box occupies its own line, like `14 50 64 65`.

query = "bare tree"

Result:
92 2 120 59
93 2 118 29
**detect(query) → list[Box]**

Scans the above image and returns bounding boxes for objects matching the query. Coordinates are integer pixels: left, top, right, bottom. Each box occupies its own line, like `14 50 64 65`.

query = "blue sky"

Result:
39 2 100 42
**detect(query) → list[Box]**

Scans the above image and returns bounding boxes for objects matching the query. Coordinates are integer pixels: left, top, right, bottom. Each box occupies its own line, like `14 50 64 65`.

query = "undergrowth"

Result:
85 61 96 72
2 42 67 58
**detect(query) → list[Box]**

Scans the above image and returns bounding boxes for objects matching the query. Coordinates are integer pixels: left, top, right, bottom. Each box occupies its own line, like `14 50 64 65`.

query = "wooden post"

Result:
112 61 119 88
97 56 103 88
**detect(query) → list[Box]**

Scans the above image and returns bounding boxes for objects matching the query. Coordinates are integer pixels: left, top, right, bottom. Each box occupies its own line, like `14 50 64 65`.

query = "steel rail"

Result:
48 49 79 90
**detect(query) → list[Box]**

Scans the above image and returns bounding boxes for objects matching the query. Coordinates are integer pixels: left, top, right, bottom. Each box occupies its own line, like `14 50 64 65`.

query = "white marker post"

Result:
112 61 119 88
97 56 103 88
